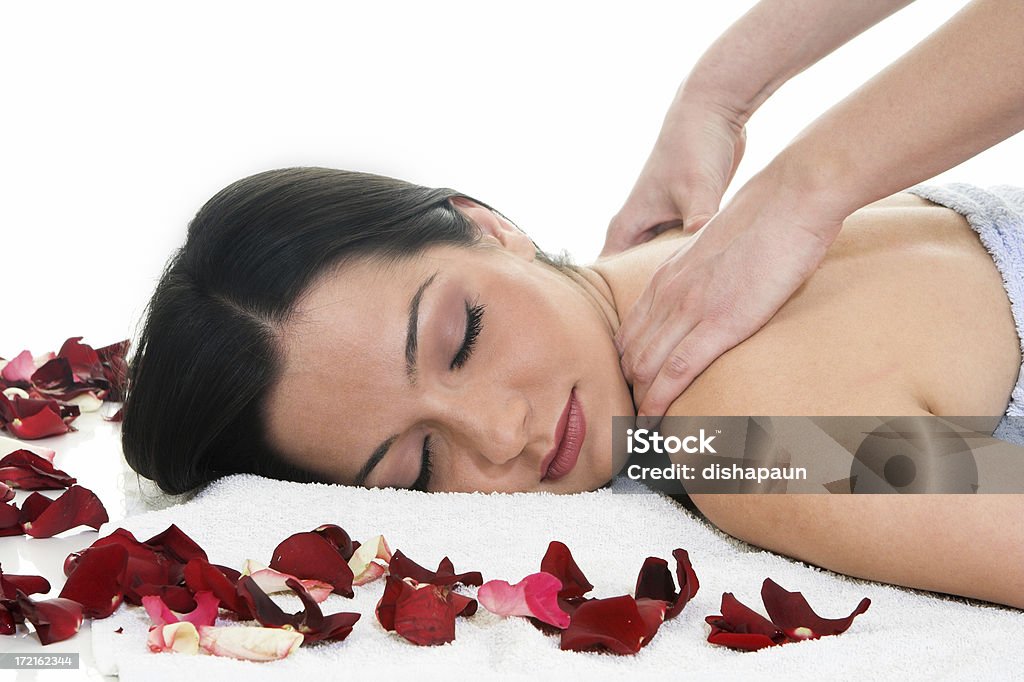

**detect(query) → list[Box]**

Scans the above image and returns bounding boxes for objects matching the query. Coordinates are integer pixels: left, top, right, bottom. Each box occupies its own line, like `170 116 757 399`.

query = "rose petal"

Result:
21 485 108 538
0 566 51 598
388 550 482 587
392 581 457 646
705 592 788 651
635 598 668 645
235 575 295 629
760 578 871 640
14 591 84 645
134 584 196 613
143 591 219 628
0 501 22 536
1 603 16 635
348 534 392 585
478 572 569 629
198 625 303 662
0 481 11 503
76 529 169 604
560 595 650 654
0 449 77 490
540 541 594 600
183 558 252 619
147 621 200 654
1 350 36 384
67 392 103 412
241 559 333 603
270 531 354 597
377 575 475 646
143 524 208 567
58 543 128 618
0 395 74 439
312 524 356 560
284 577 360 643
634 548 699 620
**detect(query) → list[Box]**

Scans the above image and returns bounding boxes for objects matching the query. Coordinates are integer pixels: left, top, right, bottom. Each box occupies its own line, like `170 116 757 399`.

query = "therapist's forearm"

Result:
681 0 915 119
773 0 1024 218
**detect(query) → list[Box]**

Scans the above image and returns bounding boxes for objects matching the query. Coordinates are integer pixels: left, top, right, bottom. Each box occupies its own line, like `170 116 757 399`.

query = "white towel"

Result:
90 474 1023 681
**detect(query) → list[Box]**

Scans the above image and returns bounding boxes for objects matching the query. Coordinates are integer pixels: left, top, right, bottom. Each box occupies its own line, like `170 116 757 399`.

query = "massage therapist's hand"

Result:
617 165 845 422
600 91 746 256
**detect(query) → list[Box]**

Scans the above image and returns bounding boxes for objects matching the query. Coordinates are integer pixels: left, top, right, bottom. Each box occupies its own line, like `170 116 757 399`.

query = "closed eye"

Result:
451 299 484 370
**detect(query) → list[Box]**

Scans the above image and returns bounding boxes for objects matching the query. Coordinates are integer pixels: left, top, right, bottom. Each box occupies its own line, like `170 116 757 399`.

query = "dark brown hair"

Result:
121 167 576 495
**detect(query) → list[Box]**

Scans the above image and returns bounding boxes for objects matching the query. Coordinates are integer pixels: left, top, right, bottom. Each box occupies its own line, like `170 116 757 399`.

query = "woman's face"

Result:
263 201 635 493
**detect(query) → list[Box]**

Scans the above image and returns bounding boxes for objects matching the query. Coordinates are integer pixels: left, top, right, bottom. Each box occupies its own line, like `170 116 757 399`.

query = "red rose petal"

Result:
144 524 208 568
270 531 354 597
760 578 871 640
58 543 128 618
312 524 356 561
704 592 787 651
540 541 594 600
57 337 103 377
560 595 649 654
0 481 12 503
388 550 483 587
76 529 168 603
285 577 360 643
0 566 51 598
377 575 475 646
134 584 196 613
634 548 699 620
0 501 20 535
635 598 668 645
0 449 77 490
392 581 458 646
0 395 74 439
14 591 84 645
0 603 16 634
184 558 252 619
21 485 108 538
236 575 295 629
143 591 219 628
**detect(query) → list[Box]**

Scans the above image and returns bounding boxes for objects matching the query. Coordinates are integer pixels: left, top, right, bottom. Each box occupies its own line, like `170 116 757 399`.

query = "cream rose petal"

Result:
147 622 200 654
198 625 303 661
66 391 103 413
348 535 392 585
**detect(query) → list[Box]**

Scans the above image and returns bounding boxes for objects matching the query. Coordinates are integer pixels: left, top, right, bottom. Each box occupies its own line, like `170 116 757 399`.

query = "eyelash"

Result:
412 300 485 492
451 301 485 370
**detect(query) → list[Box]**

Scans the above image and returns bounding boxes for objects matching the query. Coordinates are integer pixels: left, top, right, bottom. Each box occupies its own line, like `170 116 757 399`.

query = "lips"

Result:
541 389 586 482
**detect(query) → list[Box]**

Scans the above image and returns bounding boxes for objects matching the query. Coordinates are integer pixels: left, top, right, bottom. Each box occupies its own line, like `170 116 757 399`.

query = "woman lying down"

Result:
121 167 1024 610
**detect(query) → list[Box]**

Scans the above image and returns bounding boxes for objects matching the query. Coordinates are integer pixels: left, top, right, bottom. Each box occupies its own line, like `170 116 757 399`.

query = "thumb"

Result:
680 188 723 235
601 208 656 257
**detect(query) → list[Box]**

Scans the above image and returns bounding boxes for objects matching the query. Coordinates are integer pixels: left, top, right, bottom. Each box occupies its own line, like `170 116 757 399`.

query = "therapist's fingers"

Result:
635 323 734 422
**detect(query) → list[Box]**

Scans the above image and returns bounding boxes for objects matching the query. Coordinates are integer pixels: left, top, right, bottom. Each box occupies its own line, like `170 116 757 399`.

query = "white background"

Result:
2 0 1020 358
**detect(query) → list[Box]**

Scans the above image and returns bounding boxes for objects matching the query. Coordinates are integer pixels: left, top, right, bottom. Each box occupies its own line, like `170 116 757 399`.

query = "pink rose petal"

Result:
478 572 569 629
1 350 35 384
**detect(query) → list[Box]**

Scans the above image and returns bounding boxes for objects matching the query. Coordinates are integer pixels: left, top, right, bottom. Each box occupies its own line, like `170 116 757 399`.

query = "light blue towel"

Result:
905 184 1024 444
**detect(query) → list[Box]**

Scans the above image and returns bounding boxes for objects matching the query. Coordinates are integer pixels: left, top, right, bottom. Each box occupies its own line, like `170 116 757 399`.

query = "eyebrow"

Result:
405 271 438 384
354 270 438 487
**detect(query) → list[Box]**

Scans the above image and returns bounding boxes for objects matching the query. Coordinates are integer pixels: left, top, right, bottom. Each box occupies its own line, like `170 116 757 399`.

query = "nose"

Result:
445 390 530 466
